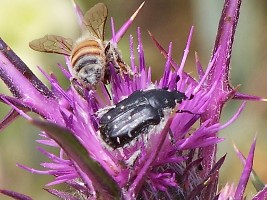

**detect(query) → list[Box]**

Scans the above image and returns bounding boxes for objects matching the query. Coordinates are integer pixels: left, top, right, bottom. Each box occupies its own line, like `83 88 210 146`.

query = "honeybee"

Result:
29 3 132 88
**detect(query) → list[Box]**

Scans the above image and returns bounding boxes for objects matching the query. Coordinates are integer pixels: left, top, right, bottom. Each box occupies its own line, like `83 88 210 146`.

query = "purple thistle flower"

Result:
0 0 266 199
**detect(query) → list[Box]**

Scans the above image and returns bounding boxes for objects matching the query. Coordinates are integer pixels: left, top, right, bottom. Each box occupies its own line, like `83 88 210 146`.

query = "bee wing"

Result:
83 3 108 40
29 35 73 56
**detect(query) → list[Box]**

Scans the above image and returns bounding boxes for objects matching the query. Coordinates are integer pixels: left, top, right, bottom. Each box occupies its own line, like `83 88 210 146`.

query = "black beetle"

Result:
99 88 187 149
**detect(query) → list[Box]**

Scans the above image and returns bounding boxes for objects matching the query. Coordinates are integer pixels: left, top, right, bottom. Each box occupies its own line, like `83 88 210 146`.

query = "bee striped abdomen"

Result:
71 40 104 67
70 39 106 86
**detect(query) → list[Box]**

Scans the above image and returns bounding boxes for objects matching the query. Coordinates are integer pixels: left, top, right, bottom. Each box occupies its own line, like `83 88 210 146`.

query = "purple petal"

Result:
234 137 256 200
233 143 265 192
129 35 136 71
126 115 174 198
137 27 145 72
0 189 32 200
114 2 145 43
187 155 226 199
234 92 267 102
195 52 204 79
31 119 120 199
252 186 267 200
57 63 72 79
17 163 53 175
161 42 173 88
148 30 196 84
71 0 84 28
177 26 194 76
193 46 221 94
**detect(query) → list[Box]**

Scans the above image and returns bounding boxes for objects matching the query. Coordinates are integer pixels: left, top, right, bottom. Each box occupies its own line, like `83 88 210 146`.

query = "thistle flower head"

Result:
0 0 266 200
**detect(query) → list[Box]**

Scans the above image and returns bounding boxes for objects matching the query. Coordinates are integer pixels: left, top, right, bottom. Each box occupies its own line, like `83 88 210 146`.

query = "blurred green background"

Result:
0 0 267 199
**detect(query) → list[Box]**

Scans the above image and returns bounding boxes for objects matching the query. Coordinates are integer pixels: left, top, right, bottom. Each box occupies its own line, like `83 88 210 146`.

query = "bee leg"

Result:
113 48 134 77
105 44 120 71
70 78 84 97
70 77 95 98
105 42 135 78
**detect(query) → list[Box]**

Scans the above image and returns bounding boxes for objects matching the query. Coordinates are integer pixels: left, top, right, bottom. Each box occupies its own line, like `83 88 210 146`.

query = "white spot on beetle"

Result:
116 137 120 144
128 131 132 138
